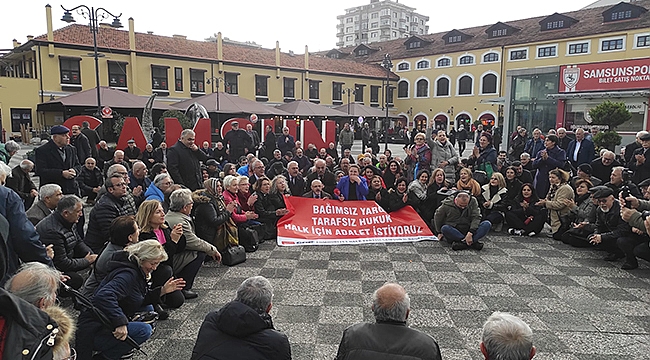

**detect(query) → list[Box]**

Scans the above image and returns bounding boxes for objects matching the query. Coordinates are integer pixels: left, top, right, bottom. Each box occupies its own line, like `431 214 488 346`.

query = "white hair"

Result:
39 184 62 200
223 175 239 188
372 283 410 322
153 173 172 187
4 140 21 153
482 312 534 360
169 188 193 212
5 262 61 307
0 162 12 183
20 159 34 171
235 276 273 313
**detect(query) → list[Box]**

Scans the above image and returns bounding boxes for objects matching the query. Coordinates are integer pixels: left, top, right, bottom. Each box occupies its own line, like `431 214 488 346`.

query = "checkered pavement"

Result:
135 233 650 360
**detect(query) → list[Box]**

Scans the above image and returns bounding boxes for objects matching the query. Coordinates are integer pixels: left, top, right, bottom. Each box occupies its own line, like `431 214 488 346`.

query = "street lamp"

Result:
206 76 225 111
61 4 123 139
344 87 355 115
381 54 392 152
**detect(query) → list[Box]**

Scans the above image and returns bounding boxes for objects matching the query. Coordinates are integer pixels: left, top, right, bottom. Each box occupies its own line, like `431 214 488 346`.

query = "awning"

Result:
546 90 650 100
276 100 348 117
171 92 289 116
37 86 171 111
332 103 398 118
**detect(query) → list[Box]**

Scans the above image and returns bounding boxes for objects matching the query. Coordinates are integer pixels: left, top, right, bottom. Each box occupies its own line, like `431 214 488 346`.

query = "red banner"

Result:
277 196 436 246
560 58 650 92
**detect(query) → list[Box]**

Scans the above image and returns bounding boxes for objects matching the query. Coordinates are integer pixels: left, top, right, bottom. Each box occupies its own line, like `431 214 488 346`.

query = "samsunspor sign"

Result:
560 58 650 92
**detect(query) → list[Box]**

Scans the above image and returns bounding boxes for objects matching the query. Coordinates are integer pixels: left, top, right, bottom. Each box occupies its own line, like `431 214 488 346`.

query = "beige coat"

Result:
545 183 574 233
165 211 219 272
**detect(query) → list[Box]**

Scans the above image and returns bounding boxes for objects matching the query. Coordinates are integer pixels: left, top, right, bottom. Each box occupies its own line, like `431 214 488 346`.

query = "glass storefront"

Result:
564 99 646 133
509 72 559 133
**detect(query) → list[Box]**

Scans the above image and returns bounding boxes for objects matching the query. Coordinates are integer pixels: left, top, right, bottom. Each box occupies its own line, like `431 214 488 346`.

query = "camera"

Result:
622 168 633 183
620 185 632 208
633 147 645 156
641 210 650 221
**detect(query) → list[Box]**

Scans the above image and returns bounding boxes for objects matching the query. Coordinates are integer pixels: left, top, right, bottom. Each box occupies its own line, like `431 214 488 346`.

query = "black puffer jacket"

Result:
36 212 93 272
254 191 284 240
191 190 231 246
335 321 442 360
76 166 103 195
84 192 127 253
191 300 291 360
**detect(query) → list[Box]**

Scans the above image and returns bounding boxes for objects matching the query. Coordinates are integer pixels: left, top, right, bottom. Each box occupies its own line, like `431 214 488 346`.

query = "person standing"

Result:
167 129 208 191
339 123 354 152
263 125 277 160
70 125 91 164
223 121 252 163
566 128 595 168
532 134 566 199
276 126 295 156
80 121 101 159
456 125 468 156
361 122 370 151
35 125 81 196
245 124 260 156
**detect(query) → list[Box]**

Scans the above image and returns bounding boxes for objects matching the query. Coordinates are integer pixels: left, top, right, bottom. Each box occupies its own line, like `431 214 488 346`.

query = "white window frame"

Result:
457 54 475 66
415 59 431 70
598 36 626 53
535 44 559 59
435 56 452 68
508 47 529 62
414 76 430 98
434 75 451 98
395 61 411 72
397 79 410 99
456 73 475 96
481 51 500 64
479 71 499 95
633 33 650 49
566 40 591 56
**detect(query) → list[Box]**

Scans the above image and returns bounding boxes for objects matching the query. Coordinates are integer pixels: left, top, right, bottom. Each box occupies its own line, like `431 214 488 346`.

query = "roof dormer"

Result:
443 29 472 45
603 2 647 23
326 49 347 59
353 44 377 57
485 22 520 39
539 13 578 31
404 35 431 50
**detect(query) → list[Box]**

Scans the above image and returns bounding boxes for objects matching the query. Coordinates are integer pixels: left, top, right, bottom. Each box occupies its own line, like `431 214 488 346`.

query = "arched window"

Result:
459 55 474 65
436 78 450 96
482 74 497 94
397 62 410 71
397 80 409 98
416 79 429 97
483 52 499 62
416 60 430 69
458 75 473 95
437 58 451 67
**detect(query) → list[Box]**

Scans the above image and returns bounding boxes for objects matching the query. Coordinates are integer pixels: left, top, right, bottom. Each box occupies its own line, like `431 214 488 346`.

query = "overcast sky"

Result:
2 0 598 54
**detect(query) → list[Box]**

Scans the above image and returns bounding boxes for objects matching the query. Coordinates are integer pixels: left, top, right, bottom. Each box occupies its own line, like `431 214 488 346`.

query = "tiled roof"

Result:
319 0 650 63
33 24 395 79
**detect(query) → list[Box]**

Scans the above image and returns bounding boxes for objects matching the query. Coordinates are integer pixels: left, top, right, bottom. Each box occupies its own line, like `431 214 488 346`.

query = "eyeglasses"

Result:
596 198 609 204
111 182 127 188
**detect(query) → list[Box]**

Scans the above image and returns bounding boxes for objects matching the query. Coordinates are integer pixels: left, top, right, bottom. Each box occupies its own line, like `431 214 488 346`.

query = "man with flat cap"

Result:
335 282 442 360
571 163 601 187
35 125 81 195
223 121 251 163
629 131 650 184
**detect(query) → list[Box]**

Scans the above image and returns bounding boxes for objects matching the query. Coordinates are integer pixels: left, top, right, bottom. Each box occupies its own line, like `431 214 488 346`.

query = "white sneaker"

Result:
508 228 516 235
528 232 536 237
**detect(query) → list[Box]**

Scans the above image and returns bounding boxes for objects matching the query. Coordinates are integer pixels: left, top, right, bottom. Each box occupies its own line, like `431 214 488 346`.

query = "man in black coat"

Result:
192 276 291 360
81 121 101 159
84 175 128 253
70 124 92 164
6 160 38 209
76 157 104 203
590 151 620 184
336 283 442 360
284 161 305 197
305 159 337 195
124 139 141 164
35 125 81 195
223 121 251 162
629 132 650 184
167 129 208 191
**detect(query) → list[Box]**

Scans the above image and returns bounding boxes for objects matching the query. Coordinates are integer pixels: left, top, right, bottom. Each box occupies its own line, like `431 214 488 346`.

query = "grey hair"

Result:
39 184 62 200
223 175 239 188
5 140 21 153
482 311 534 360
107 164 127 178
520 152 530 159
114 150 124 157
235 276 273 313
169 188 193 212
270 175 288 195
124 239 168 266
181 129 195 139
154 173 172 187
132 161 146 170
5 262 61 307
20 159 34 171
637 130 648 138
372 283 410 322
0 162 11 183
55 195 82 214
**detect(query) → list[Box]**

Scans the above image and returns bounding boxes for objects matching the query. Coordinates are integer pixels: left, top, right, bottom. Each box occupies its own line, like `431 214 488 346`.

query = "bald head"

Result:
372 283 410 322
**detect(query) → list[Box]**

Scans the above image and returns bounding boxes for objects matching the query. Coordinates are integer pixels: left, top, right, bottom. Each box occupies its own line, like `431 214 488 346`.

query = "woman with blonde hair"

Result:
478 172 508 230
136 200 186 311
535 168 574 238
456 167 481 197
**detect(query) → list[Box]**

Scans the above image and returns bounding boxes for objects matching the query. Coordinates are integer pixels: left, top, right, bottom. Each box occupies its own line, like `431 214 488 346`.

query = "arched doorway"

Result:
479 113 496 131
414 114 427 131
456 113 471 131
433 114 448 131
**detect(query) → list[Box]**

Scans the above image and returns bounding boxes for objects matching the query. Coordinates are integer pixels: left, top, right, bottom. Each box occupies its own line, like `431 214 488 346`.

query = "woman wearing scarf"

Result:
478 172 508 231
467 132 497 177
363 165 386 189
531 134 566 199
404 133 432 182
367 175 390 211
506 183 547 237
456 167 481 197
387 177 409 212
382 160 403 191
422 168 453 229
559 179 597 247
192 178 237 251
236 176 257 212
536 168 574 238
407 170 430 220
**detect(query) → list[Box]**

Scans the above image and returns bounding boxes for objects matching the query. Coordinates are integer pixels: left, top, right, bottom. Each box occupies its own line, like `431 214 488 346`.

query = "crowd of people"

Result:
0 117 648 359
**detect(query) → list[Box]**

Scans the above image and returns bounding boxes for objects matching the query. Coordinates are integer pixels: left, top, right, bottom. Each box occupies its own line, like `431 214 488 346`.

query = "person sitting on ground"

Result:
480 312 536 360
149 162 167 181
571 163 602 187
165 189 221 299
303 179 332 199
306 158 337 195
478 172 508 231
128 161 152 193
192 178 237 251
590 150 620 185
536 168 574 239
387 177 409 213
605 166 642 199
81 215 140 298
435 190 490 250
382 160 403 191
103 149 131 174
6 159 38 210
407 169 430 219
36 195 96 292
254 177 290 241
335 164 368 201
192 276 291 360
141 143 157 169
77 157 103 204
145 173 175 205
519 152 534 172
84 175 129 253
421 168 453 228
559 179 597 247
504 166 522 207
456 167 481 197
367 175 390 212
27 184 63 226
136 200 187 310
511 160 534 185
236 176 258 212
223 175 260 225
222 163 238 179
362 165 385 189
335 282 442 360
506 183 548 237
467 132 497 175
75 240 185 360
619 193 650 267
124 139 141 164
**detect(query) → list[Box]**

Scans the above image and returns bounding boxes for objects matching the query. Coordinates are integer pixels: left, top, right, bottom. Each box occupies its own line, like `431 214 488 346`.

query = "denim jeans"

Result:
441 221 491 244
93 305 154 360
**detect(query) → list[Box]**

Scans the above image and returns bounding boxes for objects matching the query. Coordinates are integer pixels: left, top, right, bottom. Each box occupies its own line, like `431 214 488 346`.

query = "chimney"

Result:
128 18 136 51
27 35 34 41
172 34 187 39
217 32 223 61
275 41 281 79
147 31 154 34
304 45 309 70
13 39 20 48
45 4 55 56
